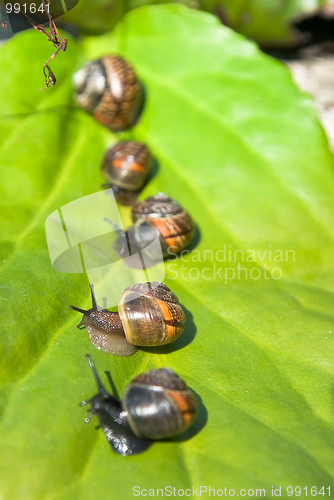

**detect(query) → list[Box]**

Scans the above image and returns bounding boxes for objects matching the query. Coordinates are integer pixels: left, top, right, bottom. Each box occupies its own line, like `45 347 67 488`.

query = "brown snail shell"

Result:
101 141 152 202
70 282 186 356
72 55 143 132
131 193 195 258
82 355 198 456
122 368 197 440
106 193 195 261
123 367 198 441
119 282 186 347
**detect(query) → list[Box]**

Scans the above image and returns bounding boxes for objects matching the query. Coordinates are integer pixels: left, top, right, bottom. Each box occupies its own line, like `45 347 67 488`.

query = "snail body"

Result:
72 55 143 132
102 141 152 203
107 193 195 260
70 282 186 356
82 355 198 456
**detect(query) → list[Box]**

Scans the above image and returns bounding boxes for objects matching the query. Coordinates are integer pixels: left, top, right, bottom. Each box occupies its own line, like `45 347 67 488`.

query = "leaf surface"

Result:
1 6 334 499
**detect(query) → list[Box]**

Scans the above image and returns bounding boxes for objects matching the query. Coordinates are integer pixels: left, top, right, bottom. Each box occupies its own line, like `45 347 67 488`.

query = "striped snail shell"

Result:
72 55 143 132
119 281 185 348
131 193 195 258
106 193 195 260
70 282 186 356
101 141 152 203
123 367 198 441
82 355 198 456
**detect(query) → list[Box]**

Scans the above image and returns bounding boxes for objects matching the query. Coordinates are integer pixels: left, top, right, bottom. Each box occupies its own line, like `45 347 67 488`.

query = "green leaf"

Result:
60 0 334 45
1 5 334 499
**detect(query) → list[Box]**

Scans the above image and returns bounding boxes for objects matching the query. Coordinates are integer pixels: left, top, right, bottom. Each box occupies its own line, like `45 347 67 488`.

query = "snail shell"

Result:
82 355 198 455
72 55 143 132
101 140 152 193
70 282 186 356
122 367 198 440
131 193 195 258
119 282 186 347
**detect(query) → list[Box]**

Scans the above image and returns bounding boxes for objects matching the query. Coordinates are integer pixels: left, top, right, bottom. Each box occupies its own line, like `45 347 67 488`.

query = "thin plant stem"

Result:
18 0 67 90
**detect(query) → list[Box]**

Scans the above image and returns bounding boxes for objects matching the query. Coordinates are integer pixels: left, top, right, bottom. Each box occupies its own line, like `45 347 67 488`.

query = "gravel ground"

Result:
287 55 334 150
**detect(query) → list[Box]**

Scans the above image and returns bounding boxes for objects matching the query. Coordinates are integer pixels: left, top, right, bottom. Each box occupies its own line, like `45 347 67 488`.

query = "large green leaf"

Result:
1 5 334 499
60 0 334 45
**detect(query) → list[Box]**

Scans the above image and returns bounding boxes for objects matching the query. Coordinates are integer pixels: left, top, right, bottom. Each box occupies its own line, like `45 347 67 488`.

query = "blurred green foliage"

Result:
60 0 334 45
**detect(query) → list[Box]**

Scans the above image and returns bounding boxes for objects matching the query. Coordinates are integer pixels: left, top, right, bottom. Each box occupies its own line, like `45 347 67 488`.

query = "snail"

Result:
72 55 143 132
70 281 186 356
106 193 195 260
81 354 198 456
101 140 152 205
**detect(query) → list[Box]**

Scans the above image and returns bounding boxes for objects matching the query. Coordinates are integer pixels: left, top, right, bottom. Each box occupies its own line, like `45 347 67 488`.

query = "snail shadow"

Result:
146 156 160 185
187 223 201 252
105 371 121 401
140 305 196 355
136 81 147 128
110 188 140 207
169 389 208 443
